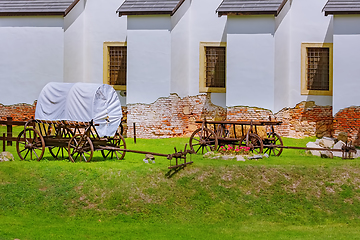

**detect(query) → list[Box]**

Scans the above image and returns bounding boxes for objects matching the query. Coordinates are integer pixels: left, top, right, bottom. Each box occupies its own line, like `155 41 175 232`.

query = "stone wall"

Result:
0 102 36 121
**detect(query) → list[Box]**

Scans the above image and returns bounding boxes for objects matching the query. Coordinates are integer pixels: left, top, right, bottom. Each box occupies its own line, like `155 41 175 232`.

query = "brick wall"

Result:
3 97 360 145
0 102 36 121
127 93 226 138
274 101 333 138
126 96 335 139
333 106 360 145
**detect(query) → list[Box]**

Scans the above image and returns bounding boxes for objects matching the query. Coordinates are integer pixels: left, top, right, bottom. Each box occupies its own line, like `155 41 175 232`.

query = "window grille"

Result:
307 47 329 91
109 46 127 86
205 47 226 88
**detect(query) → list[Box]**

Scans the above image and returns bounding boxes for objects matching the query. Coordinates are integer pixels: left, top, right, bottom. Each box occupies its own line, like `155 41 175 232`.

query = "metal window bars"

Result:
109 46 127 86
205 46 226 88
307 47 330 91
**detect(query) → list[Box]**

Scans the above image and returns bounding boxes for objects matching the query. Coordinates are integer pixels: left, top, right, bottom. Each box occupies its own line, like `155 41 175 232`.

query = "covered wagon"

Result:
16 82 126 162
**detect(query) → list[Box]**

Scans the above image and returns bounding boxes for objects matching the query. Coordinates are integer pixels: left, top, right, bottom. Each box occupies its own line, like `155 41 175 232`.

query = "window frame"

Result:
199 42 226 93
103 42 127 91
301 43 333 96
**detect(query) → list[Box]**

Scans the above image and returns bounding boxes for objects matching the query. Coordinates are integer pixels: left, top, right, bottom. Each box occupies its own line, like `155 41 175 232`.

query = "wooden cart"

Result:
16 119 126 162
16 83 194 168
189 119 283 156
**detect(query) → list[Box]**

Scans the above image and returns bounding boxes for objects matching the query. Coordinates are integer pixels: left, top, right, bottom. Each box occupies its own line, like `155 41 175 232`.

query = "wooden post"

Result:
2 133 5 152
6 117 12 146
133 122 136 144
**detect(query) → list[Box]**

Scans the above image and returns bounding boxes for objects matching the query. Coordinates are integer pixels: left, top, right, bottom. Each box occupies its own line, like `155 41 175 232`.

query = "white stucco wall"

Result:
274 0 291 113
83 0 127 84
64 0 86 84
332 15 360 114
188 0 227 107
0 16 64 105
64 0 127 105
126 16 171 104
288 0 333 107
226 16 275 110
170 0 191 98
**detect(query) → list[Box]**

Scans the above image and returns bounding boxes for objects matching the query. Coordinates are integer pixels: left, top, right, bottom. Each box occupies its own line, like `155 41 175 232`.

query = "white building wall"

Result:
83 0 127 84
226 16 275 111
64 0 86 83
0 16 64 105
170 0 191 98
288 0 333 107
274 0 291 113
332 15 360 114
188 0 227 108
126 16 171 104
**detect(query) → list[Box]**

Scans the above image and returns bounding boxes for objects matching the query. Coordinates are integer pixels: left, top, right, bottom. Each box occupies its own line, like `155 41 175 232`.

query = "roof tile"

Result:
117 0 185 16
323 0 360 15
0 0 77 16
216 0 288 16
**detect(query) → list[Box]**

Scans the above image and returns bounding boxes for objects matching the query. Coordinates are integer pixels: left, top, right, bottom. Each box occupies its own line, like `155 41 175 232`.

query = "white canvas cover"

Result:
35 82 123 137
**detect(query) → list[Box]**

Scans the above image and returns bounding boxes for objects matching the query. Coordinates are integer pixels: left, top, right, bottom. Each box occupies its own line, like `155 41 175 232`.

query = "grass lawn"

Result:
1 127 360 239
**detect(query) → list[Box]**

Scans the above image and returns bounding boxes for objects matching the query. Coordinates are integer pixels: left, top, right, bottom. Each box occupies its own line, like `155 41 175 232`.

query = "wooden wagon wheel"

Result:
101 132 126 160
68 134 94 162
263 133 283 156
16 128 45 161
189 127 218 154
48 126 74 159
239 133 263 154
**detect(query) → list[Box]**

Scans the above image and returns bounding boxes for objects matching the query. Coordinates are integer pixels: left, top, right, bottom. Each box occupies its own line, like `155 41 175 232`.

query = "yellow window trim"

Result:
103 42 127 91
199 42 226 93
301 43 333 96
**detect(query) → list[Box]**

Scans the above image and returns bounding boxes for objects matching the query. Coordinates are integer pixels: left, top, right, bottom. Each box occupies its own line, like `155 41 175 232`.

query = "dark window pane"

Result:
307 47 329 91
109 46 126 86
205 47 225 88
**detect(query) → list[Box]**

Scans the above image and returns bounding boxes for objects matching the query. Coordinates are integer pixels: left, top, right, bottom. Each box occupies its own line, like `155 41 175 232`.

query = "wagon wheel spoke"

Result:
49 127 73 160
265 133 283 157
114 151 119 160
32 149 40 159
101 131 126 160
239 134 263 155
196 130 203 140
68 134 94 163
195 146 202 154
23 149 30 159
16 128 45 161
189 128 218 155
102 150 112 159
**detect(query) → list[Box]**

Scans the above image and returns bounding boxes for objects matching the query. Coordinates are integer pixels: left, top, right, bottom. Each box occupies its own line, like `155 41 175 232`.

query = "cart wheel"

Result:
16 128 45 161
101 132 126 160
48 127 74 159
239 133 263 154
263 133 283 156
68 134 94 162
189 128 218 154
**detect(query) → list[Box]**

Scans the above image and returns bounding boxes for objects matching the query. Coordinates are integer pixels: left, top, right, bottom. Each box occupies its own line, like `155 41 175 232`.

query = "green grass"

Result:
1 135 360 239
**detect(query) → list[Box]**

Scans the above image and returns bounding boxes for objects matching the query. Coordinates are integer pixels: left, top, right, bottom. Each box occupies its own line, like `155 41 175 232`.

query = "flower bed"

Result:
204 144 268 161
